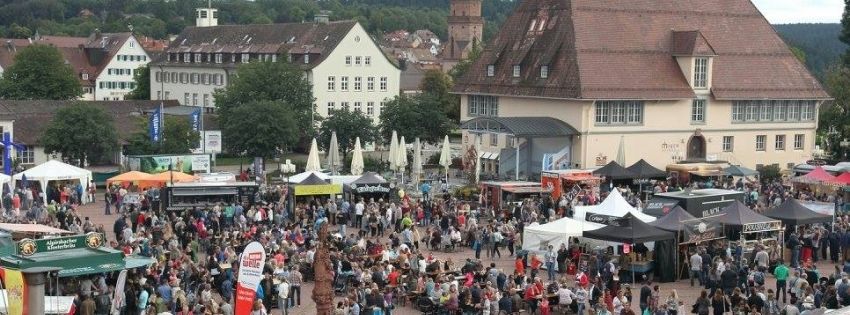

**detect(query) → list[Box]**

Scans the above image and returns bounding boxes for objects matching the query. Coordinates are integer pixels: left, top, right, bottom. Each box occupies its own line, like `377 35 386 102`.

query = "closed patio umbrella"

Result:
351 137 364 176
305 138 321 172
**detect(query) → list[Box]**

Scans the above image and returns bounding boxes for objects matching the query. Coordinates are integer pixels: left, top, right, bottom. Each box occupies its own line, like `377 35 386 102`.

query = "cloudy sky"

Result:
751 0 844 24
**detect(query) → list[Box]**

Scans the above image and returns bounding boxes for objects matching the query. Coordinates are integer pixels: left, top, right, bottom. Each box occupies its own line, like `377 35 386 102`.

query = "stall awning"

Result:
502 186 549 194
58 255 155 277
294 184 342 196
172 187 238 196
0 223 72 235
2 247 125 276
689 170 728 177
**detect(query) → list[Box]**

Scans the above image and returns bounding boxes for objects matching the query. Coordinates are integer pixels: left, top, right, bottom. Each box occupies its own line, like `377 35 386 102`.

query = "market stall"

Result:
647 206 708 282
479 181 547 211
293 173 342 197
522 217 603 255
13 160 93 205
540 169 601 200
287 171 330 184
582 214 675 283
710 201 782 252
148 171 197 185
349 172 392 200
573 189 656 224
626 159 667 179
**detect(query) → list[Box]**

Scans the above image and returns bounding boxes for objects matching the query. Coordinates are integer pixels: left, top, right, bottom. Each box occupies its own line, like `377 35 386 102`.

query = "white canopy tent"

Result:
13 160 93 205
573 189 656 223
287 171 330 183
0 173 10 192
0 289 75 314
522 217 603 255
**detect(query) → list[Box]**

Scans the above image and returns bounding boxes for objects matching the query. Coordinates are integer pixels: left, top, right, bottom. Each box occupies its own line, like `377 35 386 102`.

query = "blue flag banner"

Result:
150 108 161 143
190 108 201 132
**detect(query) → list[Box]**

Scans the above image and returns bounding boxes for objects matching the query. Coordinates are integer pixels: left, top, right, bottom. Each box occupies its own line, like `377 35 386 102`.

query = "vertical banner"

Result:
2 132 12 175
149 107 162 143
190 108 201 132
235 242 266 314
111 269 127 314
0 268 27 315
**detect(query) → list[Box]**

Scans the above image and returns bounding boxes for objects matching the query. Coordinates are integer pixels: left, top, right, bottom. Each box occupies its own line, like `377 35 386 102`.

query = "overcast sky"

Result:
751 0 844 24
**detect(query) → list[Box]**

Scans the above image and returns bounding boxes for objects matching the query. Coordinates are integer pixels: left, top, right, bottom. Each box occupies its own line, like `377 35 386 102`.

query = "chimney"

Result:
314 12 330 24
94 28 102 40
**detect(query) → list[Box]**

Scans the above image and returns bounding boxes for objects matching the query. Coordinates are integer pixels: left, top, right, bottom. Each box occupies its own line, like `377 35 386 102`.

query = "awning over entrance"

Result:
461 117 579 137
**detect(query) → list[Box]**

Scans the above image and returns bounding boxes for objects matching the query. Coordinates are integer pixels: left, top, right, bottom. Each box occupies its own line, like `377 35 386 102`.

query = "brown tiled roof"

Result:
155 21 357 69
0 33 134 87
454 0 830 100
0 100 180 144
671 31 717 56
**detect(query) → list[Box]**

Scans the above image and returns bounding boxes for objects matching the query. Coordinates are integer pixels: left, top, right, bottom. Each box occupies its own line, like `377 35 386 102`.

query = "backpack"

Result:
754 271 765 286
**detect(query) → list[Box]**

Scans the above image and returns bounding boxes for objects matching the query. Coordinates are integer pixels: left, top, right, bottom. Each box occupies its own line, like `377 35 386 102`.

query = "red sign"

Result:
235 242 266 314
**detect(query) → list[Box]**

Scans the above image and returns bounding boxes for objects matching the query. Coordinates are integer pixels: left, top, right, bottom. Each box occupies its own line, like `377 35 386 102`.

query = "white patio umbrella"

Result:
388 130 399 172
305 138 321 172
616 135 626 166
326 131 342 175
474 133 481 184
411 138 423 188
398 136 408 183
439 135 451 186
351 137 364 176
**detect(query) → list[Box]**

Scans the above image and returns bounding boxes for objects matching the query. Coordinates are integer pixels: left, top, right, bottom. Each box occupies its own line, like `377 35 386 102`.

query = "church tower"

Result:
443 0 483 70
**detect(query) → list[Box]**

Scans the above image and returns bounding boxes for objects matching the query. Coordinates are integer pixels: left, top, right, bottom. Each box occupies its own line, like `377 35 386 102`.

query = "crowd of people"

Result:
0 171 848 315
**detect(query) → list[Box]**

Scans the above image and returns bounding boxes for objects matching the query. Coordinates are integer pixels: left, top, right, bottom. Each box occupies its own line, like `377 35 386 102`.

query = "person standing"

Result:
690 250 703 286
277 277 290 315
288 267 302 307
639 280 652 314
773 260 789 303
545 245 558 282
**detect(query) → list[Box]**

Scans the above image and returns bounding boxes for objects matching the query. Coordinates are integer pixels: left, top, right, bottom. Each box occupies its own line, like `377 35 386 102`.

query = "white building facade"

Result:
94 35 151 100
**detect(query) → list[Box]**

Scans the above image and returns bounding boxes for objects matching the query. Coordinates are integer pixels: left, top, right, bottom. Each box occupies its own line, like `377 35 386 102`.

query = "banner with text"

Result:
16 232 104 256
742 220 782 233
235 241 266 315
682 217 725 244
128 154 211 173
0 268 27 315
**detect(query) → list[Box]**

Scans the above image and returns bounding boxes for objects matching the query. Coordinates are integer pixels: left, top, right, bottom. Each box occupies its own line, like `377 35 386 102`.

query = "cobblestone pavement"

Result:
79 198 839 314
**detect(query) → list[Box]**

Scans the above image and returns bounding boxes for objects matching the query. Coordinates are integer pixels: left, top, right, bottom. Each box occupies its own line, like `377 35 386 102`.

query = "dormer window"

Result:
241 53 249 63
694 57 708 88
304 54 310 64
486 65 494 77
215 53 222 63
183 53 190 63
512 65 520 77
194 53 201 63
540 65 548 79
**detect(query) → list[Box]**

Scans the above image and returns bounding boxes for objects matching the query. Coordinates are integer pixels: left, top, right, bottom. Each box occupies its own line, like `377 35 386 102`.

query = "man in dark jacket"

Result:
721 267 738 296
639 279 652 313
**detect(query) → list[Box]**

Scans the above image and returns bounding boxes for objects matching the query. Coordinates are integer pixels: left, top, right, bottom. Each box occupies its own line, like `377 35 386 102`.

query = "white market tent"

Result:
0 173 10 190
522 217 603 254
12 160 93 205
287 171 330 184
573 189 656 223
0 289 75 314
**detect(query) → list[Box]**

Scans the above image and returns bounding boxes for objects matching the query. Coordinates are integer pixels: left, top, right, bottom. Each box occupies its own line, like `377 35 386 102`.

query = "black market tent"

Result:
350 172 391 195
627 159 667 179
648 206 697 231
582 213 675 243
592 161 637 180
723 165 759 177
710 200 775 226
299 173 328 185
764 198 833 225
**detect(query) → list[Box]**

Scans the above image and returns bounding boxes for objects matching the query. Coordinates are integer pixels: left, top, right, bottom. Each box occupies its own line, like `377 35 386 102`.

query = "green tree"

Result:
318 109 377 160
0 45 82 100
819 66 850 158
125 115 200 155
220 100 299 158
379 94 454 144
125 65 150 100
790 46 807 65
420 69 459 121
448 42 482 82
7 23 31 39
40 103 118 166
842 0 850 67
214 61 315 135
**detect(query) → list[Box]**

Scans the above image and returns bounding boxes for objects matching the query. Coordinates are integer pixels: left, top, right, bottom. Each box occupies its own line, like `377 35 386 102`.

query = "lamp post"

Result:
280 159 297 221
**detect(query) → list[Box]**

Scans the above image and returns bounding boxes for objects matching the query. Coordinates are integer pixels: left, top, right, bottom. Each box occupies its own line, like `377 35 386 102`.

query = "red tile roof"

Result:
454 0 830 101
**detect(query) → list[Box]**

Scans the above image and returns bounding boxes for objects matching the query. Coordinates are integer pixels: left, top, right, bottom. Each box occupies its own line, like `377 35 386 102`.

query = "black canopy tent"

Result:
592 161 637 180
648 206 697 231
300 173 328 185
764 198 832 225
583 214 676 283
349 172 392 197
643 197 680 217
627 159 667 179
710 201 775 226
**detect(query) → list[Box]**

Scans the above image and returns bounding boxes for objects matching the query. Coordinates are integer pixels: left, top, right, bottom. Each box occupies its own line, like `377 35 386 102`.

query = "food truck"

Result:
540 169 601 200
479 181 548 210
649 188 745 218
162 181 259 211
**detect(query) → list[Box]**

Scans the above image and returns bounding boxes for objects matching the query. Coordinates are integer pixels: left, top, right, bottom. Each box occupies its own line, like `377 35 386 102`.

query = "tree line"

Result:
0 0 516 42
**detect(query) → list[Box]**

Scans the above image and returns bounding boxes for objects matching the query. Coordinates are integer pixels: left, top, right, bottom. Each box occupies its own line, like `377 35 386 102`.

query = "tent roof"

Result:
723 165 759 177
525 217 603 237
592 161 636 180
575 189 656 222
288 171 330 183
107 171 153 182
710 200 775 226
0 223 72 234
793 166 836 184
764 198 833 225
835 172 850 185
626 159 667 179
351 172 387 185
12 160 92 180
648 206 697 231
149 171 196 182
583 214 674 243
299 173 328 185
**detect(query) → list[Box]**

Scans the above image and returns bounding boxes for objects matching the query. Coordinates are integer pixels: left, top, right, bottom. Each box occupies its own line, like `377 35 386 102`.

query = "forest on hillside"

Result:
0 0 516 41
775 23 847 79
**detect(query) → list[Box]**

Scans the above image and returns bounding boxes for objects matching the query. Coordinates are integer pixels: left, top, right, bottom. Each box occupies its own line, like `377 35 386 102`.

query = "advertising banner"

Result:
585 213 623 226
0 268 27 315
203 130 222 153
128 154 211 173
294 184 342 196
682 217 725 244
235 242 266 314
742 220 782 233
111 270 127 314
149 107 161 143
16 232 104 256
190 108 201 132
800 201 835 216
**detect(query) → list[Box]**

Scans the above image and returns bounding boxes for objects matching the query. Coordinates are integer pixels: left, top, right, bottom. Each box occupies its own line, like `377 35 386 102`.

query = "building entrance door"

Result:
687 134 706 160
